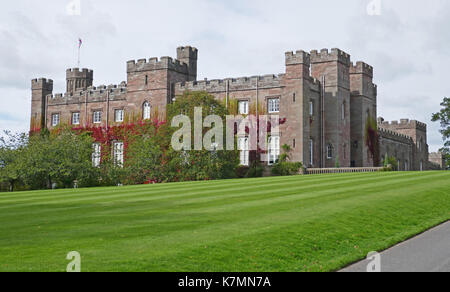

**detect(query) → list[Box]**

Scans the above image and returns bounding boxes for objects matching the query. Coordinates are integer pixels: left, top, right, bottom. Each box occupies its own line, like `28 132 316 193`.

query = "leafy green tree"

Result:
166 91 239 181
124 123 166 184
432 97 450 168
0 131 28 191
21 127 98 189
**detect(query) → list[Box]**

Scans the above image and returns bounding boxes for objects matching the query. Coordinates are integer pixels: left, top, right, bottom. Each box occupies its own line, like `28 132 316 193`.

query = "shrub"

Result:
383 154 398 171
271 144 303 176
246 162 264 178
236 166 250 178
272 161 303 176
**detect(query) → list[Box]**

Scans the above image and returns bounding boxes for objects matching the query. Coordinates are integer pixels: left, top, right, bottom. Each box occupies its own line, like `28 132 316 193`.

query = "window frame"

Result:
238 137 250 166
143 101 151 120
72 112 80 125
327 144 333 159
113 141 124 167
267 98 280 114
115 109 124 123
92 143 101 167
238 100 249 115
268 136 280 166
93 111 102 124
51 113 60 127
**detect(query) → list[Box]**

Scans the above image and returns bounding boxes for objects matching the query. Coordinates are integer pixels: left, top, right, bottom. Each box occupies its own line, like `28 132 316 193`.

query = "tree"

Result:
0 131 28 191
123 122 166 184
432 97 450 168
21 127 97 189
166 91 239 181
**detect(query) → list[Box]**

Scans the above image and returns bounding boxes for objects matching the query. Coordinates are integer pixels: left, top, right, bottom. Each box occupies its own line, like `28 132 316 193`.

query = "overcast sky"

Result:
0 0 448 151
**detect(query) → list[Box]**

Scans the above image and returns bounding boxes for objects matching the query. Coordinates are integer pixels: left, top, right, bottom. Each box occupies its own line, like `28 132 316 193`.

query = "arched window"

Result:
143 101 151 120
327 144 333 159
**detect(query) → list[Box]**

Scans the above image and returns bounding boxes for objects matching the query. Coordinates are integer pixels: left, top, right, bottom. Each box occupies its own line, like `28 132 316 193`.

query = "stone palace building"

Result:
30 46 441 170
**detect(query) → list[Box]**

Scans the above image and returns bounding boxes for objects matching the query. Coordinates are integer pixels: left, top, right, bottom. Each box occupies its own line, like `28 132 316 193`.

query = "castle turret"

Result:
66 68 93 94
349 61 378 167
177 46 198 81
311 48 352 167
31 78 53 131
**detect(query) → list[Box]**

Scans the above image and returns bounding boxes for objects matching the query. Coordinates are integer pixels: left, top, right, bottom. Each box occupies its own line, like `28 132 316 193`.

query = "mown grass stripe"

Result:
0 172 448 272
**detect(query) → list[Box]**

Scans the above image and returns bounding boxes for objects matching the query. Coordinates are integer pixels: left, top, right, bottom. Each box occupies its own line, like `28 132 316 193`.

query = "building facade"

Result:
30 46 434 170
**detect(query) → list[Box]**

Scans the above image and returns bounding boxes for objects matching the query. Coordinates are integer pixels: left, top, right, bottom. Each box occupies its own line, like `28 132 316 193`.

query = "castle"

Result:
30 46 442 170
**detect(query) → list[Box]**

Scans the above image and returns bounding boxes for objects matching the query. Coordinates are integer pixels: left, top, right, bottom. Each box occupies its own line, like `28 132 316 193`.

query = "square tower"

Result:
350 61 377 167
66 68 93 94
31 78 53 131
310 49 351 167
126 47 198 120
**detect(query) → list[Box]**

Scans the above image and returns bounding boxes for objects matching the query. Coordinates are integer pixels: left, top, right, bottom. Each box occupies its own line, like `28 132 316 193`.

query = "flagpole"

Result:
78 43 80 67
77 38 82 68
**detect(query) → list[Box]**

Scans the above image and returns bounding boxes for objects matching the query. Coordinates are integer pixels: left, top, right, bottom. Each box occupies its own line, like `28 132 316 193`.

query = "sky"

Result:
0 0 448 152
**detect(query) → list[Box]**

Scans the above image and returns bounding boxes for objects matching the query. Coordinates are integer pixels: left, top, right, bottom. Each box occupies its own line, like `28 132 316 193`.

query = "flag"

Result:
78 38 83 48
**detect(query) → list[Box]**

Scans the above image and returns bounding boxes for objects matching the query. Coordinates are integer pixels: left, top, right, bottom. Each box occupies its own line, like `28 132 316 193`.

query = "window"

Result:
309 139 314 166
238 101 249 115
268 98 280 113
419 138 423 152
342 102 346 120
145 75 148 85
238 137 249 166
93 111 102 124
293 93 296 103
143 102 151 120
113 142 124 167
309 101 314 116
268 136 280 165
327 144 333 159
115 109 124 123
92 143 101 167
52 114 60 127
72 112 80 125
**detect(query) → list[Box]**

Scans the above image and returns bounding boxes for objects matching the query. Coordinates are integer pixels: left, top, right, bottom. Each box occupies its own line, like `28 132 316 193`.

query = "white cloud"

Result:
0 0 448 152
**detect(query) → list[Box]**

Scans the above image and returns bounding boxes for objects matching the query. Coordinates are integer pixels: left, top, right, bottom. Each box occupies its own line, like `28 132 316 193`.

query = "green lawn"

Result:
0 171 449 272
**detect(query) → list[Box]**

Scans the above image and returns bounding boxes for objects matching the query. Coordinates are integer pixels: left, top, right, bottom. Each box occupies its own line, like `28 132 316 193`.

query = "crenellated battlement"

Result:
378 127 414 143
350 61 373 77
127 56 190 74
47 83 127 105
285 50 310 65
66 68 93 78
379 118 427 131
32 78 54 90
175 74 284 93
310 48 351 66
177 46 198 60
